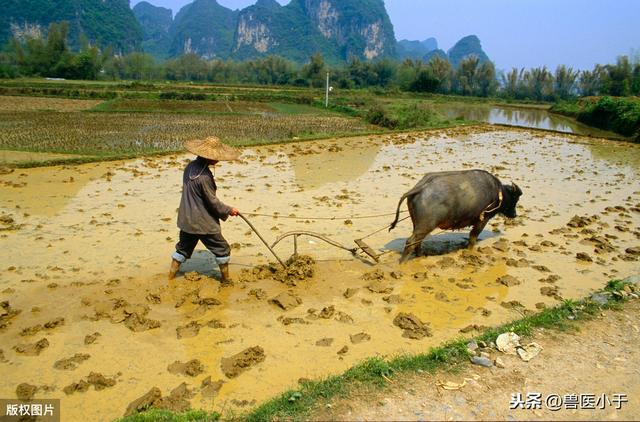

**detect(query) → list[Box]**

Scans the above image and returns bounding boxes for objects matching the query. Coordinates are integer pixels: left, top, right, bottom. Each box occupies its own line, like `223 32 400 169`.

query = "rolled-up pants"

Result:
172 231 231 265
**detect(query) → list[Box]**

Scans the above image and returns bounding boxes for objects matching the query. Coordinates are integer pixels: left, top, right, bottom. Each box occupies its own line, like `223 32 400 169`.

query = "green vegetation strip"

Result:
551 96 640 142
118 278 638 422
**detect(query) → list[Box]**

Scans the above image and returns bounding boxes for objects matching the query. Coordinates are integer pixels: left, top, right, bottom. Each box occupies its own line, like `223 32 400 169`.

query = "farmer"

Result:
169 136 240 283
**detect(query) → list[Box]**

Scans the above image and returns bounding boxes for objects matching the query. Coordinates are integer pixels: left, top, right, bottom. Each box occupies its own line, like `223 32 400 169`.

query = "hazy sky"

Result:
130 0 640 70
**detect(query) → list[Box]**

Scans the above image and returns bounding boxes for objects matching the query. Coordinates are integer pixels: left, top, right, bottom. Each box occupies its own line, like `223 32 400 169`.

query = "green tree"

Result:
553 65 579 99
301 53 326 88
425 56 452 93
371 59 396 87
602 56 632 96
455 55 480 96
122 52 157 80
476 61 497 97
501 67 525 99
409 67 440 92
524 66 553 101
165 53 208 81
396 59 419 91
631 62 640 95
578 66 603 96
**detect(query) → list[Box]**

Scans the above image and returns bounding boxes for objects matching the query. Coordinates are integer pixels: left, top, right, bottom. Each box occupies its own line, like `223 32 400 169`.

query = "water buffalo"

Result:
389 170 522 262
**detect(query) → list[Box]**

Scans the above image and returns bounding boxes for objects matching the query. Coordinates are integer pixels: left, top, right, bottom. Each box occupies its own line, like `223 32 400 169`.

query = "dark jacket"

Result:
177 157 232 234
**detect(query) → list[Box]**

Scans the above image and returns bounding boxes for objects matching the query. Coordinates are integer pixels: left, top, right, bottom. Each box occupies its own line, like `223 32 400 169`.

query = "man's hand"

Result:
229 207 240 217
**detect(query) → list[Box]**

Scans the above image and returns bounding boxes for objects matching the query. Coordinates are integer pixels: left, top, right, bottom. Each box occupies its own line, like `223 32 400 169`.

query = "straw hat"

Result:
184 137 241 161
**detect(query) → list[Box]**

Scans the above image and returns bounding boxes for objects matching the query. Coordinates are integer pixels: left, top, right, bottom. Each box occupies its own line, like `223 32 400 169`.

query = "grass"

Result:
120 409 220 422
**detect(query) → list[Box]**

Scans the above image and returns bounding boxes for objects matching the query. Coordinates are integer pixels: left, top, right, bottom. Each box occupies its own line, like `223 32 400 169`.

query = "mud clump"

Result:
367 279 393 294
123 312 161 332
167 359 204 377
22 317 66 336
541 286 563 300
315 337 334 347
124 383 194 417
383 294 403 304
89 299 160 332
362 269 385 281
343 288 359 298
0 213 24 231
84 332 101 345
277 255 315 284
393 313 432 339
16 383 37 400
318 305 335 319
269 291 302 311
277 316 308 325
567 215 598 228
124 387 162 417
221 346 266 378
200 377 224 398
14 338 49 356
239 255 316 286
54 353 90 370
497 275 521 287
576 252 593 262
1 301 21 330
350 332 371 344
63 372 116 395
176 321 202 339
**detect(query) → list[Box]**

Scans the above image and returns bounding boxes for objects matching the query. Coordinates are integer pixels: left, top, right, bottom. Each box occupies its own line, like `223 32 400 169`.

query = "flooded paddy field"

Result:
0 126 639 420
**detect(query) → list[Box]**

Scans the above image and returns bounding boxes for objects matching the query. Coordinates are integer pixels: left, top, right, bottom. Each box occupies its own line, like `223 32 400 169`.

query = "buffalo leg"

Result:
400 229 432 263
468 220 489 248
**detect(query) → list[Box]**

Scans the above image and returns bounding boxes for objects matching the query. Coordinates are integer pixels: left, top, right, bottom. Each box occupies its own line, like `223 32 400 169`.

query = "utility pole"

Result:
325 72 329 108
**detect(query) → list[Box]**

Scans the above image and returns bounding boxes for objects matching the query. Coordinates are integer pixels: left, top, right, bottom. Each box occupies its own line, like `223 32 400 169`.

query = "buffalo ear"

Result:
512 182 522 196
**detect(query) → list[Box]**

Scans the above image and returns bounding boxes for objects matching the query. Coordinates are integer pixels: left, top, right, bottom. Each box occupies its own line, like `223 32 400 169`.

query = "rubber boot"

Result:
219 263 233 285
168 259 181 280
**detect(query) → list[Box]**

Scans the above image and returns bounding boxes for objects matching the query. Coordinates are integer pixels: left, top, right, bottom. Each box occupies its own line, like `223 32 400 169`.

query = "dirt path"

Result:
313 299 640 421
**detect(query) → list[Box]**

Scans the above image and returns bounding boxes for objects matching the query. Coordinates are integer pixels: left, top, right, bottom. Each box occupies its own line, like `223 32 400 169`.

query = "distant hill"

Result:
133 1 172 59
397 38 438 60
446 35 490 67
423 48 447 62
1 0 142 53
135 0 396 63
168 0 239 59
232 0 332 62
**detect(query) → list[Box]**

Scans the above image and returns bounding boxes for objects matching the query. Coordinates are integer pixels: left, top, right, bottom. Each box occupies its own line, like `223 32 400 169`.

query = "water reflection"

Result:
434 103 622 139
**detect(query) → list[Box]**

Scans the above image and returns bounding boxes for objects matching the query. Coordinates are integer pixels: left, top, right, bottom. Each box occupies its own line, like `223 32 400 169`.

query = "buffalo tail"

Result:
389 193 409 231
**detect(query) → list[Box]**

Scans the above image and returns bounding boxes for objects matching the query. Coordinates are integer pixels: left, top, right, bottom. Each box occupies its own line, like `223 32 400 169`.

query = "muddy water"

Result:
1 126 639 421
432 103 623 139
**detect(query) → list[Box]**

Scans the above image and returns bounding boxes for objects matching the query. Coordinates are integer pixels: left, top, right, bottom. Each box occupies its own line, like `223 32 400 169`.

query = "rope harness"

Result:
479 189 503 222
241 210 408 221
240 187 504 263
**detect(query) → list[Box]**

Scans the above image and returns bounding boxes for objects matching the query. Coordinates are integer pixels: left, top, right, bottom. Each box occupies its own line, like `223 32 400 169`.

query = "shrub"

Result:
366 104 398 129
577 96 640 137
